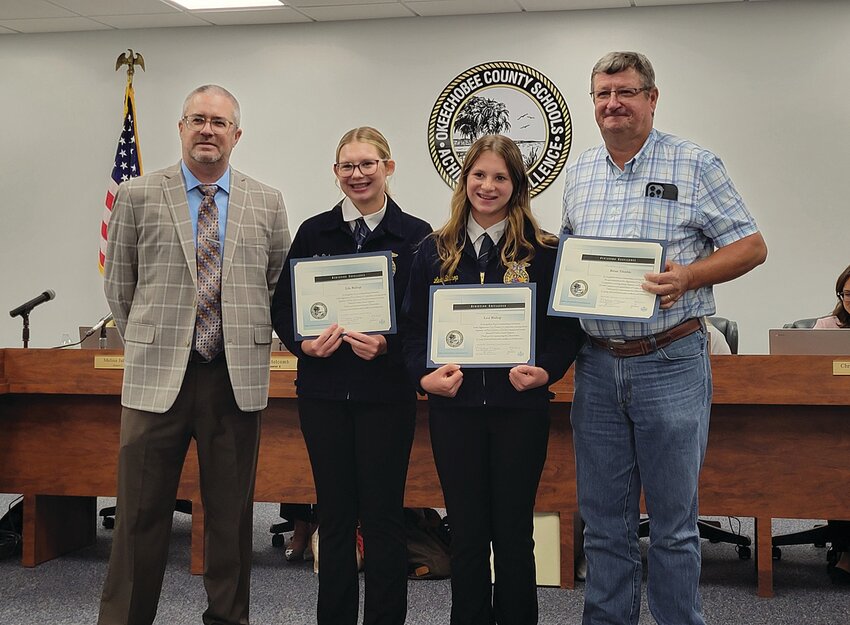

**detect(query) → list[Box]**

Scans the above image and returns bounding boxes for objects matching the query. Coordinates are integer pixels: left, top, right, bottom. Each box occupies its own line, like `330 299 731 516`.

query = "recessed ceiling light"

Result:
170 0 284 10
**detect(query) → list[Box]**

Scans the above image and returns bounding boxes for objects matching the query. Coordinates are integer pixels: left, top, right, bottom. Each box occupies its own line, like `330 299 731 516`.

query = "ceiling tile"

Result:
0 16 113 32
299 3 415 20
47 0 180 16
0 0 76 19
405 0 522 17
196 7 312 24
93 13 213 28
517 0 629 10
287 0 399 6
634 0 741 5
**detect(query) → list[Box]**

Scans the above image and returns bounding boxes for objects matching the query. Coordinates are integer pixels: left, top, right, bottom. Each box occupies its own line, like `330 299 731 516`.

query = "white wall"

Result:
1 0 846 352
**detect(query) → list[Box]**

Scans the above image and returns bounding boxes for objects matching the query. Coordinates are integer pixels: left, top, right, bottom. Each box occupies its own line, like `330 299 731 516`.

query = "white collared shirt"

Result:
467 216 507 255
341 195 387 232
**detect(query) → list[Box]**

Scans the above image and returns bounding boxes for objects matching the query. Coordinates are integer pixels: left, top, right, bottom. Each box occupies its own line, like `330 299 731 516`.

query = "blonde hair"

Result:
433 134 556 280
335 126 393 196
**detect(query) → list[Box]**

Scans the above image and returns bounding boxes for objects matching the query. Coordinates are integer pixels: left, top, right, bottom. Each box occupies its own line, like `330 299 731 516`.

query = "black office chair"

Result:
638 315 753 559
100 500 192 529
783 318 818 329
707 316 738 354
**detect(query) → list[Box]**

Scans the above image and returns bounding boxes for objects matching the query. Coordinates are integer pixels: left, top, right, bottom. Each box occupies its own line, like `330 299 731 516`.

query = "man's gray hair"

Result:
182 84 241 128
591 52 656 90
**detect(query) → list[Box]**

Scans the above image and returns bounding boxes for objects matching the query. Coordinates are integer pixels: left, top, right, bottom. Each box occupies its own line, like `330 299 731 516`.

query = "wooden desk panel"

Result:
3 349 850 596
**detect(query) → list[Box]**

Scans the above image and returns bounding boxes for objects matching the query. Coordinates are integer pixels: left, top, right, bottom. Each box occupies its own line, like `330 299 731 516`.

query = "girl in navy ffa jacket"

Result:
272 127 432 625
401 135 583 625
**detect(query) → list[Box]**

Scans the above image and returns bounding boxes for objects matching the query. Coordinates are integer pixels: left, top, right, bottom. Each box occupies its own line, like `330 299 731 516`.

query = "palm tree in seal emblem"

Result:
454 96 512 144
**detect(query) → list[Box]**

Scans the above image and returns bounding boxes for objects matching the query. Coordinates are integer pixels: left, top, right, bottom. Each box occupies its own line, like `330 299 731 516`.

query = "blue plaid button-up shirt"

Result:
561 128 759 339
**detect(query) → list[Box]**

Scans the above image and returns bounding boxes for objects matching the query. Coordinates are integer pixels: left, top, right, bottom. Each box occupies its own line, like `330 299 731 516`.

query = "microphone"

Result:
83 312 114 338
9 290 56 318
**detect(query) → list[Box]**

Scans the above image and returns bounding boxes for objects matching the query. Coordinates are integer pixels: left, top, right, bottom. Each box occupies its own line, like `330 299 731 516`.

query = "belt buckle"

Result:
606 338 626 354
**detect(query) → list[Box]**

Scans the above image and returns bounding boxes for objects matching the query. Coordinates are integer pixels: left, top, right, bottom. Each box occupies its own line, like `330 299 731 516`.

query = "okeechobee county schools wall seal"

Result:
428 61 572 197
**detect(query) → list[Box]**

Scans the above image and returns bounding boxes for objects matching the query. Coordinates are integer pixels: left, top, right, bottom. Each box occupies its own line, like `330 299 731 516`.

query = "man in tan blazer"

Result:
99 85 290 625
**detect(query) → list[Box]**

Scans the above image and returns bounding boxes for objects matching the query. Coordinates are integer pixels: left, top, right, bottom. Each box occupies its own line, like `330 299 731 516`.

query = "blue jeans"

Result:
572 329 710 625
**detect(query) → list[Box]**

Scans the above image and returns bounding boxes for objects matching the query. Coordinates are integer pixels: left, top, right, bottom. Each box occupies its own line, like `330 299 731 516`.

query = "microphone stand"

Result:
21 312 30 348
99 324 109 349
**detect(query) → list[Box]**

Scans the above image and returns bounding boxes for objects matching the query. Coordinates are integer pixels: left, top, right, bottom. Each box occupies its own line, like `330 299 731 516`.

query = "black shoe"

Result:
827 564 850 585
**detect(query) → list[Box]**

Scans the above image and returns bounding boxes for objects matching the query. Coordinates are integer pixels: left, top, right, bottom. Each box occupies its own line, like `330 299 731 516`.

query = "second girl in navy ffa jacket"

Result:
271 127 431 625
400 134 583 625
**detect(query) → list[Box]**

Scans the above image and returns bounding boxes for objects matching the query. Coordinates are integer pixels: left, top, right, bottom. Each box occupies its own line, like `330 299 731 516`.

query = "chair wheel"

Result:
271 533 284 548
102 516 115 529
738 545 751 560
772 546 782 560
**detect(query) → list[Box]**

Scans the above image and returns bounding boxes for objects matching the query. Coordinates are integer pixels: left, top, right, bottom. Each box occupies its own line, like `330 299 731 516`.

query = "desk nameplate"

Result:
94 355 124 369
270 354 297 371
833 360 850 375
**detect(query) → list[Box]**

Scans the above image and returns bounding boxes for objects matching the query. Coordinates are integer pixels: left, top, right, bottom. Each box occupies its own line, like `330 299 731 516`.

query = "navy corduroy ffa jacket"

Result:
272 198 432 403
400 221 584 409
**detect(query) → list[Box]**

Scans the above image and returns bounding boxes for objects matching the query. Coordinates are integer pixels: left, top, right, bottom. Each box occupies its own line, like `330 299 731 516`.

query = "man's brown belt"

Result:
588 317 703 358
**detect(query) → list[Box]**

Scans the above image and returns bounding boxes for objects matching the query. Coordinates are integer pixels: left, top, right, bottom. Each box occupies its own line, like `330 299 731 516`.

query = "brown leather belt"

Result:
589 318 703 358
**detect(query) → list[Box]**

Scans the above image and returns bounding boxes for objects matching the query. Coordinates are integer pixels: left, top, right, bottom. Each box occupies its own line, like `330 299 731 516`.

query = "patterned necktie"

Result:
353 217 370 252
195 184 223 360
477 233 494 275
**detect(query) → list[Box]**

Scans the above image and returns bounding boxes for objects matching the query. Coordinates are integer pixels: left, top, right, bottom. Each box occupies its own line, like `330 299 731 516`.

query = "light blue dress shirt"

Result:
181 161 230 264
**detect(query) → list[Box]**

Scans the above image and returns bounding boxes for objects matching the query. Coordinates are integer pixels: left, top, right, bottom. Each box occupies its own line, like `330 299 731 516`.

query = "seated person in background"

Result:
705 318 732 354
813 264 850 329
814 264 850 583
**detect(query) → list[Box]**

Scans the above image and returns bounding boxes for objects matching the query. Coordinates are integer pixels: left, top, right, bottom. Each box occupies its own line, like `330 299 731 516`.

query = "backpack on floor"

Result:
405 507 451 580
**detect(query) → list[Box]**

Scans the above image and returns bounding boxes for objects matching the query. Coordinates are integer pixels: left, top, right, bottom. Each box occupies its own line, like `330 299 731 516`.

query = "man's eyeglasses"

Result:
182 115 236 134
838 291 850 301
590 87 650 102
334 160 387 178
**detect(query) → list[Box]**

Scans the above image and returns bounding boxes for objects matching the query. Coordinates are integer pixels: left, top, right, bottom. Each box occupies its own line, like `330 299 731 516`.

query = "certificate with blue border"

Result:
290 251 396 340
548 235 666 322
427 283 536 368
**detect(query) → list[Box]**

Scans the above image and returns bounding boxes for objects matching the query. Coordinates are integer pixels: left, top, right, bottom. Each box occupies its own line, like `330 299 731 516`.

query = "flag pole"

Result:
99 50 146 274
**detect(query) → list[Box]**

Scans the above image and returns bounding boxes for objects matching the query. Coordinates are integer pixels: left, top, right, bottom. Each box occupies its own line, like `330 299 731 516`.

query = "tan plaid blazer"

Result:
104 162 290 413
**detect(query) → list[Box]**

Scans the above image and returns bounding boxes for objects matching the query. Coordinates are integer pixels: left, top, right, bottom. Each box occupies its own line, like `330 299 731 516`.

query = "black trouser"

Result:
299 397 416 625
429 404 550 625
829 520 850 552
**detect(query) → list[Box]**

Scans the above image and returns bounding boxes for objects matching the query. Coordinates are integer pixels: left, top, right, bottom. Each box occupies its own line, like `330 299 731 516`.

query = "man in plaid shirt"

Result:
562 51 767 625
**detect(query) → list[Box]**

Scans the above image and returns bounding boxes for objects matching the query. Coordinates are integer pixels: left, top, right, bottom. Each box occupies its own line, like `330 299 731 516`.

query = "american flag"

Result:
99 81 142 273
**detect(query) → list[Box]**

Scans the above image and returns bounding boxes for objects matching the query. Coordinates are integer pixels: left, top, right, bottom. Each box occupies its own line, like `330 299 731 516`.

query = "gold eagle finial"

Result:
115 49 145 79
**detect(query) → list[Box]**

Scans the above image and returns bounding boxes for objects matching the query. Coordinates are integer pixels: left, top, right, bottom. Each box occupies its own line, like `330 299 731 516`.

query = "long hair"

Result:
335 126 393 197
831 264 850 327
433 134 556 280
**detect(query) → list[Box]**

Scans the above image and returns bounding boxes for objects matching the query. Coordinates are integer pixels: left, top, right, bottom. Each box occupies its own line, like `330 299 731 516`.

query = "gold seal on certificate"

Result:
548 235 665 321
290 251 396 340
428 283 536 368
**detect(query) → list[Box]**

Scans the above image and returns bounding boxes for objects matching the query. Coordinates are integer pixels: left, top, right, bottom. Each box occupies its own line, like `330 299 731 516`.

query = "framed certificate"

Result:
290 252 396 340
427 283 536 368
548 235 666 321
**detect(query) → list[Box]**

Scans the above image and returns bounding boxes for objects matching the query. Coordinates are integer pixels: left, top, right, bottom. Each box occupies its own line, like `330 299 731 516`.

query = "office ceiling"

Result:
0 0 773 34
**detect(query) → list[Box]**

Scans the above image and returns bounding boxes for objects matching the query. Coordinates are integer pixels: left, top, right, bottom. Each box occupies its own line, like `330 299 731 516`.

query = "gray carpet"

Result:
0 495 848 624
